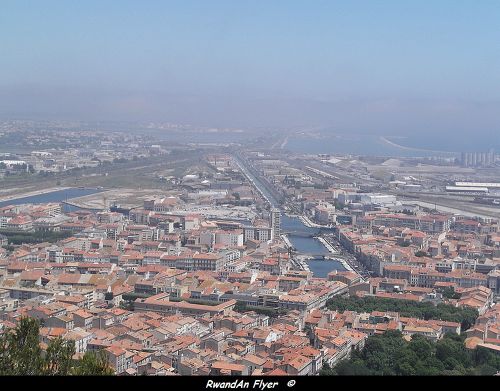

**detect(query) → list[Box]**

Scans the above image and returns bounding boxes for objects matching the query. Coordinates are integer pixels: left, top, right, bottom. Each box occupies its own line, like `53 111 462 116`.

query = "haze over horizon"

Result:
1 1 499 143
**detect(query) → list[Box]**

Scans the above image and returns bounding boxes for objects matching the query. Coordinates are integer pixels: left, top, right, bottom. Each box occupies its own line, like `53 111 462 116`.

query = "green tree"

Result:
0 317 114 376
323 331 500 376
104 291 114 301
326 296 479 332
0 317 44 375
43 337 75 375
72 350 114 376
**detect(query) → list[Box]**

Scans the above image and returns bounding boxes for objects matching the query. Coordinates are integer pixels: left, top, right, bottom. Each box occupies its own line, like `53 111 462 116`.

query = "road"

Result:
232 152 283 208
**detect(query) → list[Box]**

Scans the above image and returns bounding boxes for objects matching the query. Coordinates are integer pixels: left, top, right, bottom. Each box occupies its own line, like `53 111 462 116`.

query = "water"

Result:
235 156 346 277
306 259 346 278
286 134 394 156
285 131 498 157
281 215 346 277
390 132 500 154
286 235 329 255
0 188 104 211
281 215 321 236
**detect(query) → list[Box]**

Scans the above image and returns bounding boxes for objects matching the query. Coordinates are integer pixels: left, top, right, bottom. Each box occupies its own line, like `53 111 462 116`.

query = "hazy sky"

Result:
1 1 499 135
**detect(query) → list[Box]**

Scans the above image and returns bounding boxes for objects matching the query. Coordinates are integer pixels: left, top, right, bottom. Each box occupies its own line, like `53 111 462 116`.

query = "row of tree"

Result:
326 296 478 331
234 302 287 318
0 230 73 245
0 317 114 376
321 331 500 376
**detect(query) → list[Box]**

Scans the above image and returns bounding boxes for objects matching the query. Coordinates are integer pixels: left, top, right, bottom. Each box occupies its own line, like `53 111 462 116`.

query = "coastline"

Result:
379 136 458 156
0 186 72 203
61 200 104 211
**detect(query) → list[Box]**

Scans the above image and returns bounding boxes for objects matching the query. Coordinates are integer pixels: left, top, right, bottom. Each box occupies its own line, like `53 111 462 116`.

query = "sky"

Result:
0 1 499 139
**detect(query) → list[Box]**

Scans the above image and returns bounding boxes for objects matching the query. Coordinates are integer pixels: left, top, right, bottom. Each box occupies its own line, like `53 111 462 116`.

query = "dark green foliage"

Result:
104 292 114 301
43 336 75 375
234 302 287 317
326 296 478 331
321 331 500 376
0 317 114 376
438 286 461 300
119 301 134 311
0 230 73 245
121 292 151 301
72 350 114 376
0 317 44 375
2 245 15 252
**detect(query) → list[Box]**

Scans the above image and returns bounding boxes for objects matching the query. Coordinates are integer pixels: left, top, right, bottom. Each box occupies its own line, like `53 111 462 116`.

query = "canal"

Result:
281 215 346 277
233 153 347 277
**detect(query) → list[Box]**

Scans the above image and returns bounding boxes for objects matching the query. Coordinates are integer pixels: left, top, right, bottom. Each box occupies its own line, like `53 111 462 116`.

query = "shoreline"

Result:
281 234 293 249
324 256 354 272
316 236 338 254
318 236 355 272
299 215 324 228
379 136 458 156
61 200 104 211
0 186 72 203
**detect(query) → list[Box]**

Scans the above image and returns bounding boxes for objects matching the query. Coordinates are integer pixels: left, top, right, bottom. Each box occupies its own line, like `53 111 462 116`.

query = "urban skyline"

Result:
0 1 499 381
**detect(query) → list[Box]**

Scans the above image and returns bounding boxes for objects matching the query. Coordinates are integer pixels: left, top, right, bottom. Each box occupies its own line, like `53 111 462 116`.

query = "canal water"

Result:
236 156 346 278
281 215 346 277
0 188 104 212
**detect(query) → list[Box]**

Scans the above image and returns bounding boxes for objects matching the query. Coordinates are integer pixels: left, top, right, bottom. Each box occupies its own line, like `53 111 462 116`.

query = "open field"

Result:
65 188 177 210
402 196 500 220
0 149 216 198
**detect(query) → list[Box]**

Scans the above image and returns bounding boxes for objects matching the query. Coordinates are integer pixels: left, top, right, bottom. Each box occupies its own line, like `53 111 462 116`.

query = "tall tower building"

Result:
270 208 281 240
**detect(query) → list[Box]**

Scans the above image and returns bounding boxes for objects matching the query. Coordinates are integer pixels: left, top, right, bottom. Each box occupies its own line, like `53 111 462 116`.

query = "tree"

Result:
438 286 460 300
104 291 114 301
43 337 75 375
0 317 114 376
0 317 44 375
72 350 114 376
323 331 500 376
326 296 479 332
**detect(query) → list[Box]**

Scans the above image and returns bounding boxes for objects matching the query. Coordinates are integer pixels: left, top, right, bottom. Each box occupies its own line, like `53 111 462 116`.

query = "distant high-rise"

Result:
461 150 496 167
270 208 281 240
